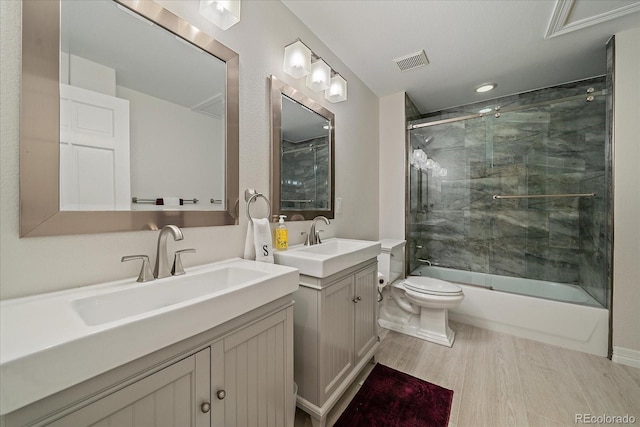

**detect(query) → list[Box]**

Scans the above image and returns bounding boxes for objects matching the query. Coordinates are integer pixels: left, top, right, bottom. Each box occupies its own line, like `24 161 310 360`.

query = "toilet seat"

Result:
404 277 463 296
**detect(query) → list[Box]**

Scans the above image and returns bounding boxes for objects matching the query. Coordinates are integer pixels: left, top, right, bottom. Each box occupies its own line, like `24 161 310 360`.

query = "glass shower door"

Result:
407 80 609 308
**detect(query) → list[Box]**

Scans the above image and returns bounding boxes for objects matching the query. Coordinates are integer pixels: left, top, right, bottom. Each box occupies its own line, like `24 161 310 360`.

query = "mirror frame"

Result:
269 76 335 221
20 0 239 237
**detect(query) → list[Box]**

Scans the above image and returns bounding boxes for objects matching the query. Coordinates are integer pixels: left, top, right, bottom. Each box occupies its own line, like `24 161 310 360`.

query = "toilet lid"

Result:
404 277 463 296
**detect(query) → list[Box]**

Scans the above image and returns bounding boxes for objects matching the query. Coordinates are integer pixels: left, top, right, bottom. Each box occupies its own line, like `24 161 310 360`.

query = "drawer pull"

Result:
201 402 211 413
217 390 226 400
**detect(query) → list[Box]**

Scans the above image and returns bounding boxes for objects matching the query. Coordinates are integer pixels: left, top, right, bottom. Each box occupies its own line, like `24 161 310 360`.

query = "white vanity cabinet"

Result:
48 348 211 427
2 298 294 427
212 306 292 426
293 259 379 427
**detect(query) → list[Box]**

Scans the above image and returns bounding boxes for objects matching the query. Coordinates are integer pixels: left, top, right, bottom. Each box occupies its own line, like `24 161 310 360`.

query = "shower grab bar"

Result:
492 193 595 200
281 199 313 203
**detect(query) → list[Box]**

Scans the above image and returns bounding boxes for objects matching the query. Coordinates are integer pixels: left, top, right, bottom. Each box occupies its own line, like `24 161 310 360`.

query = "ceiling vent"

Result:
393 50 429 72
191 93 225 118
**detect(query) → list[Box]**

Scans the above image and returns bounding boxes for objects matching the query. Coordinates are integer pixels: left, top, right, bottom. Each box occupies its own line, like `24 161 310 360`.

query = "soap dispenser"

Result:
275 215 288 251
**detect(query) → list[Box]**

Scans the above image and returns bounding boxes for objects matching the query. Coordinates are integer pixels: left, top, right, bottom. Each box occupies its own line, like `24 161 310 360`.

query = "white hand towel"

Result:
163 197 181 206
252 218 274 263
243 222 256 260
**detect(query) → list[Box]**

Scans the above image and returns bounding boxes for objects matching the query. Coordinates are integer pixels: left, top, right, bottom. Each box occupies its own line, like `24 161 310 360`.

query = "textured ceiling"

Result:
282 0 640 113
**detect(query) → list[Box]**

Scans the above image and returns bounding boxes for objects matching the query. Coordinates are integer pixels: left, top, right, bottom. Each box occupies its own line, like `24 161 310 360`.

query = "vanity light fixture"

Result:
475 83 497 93
283 40 311 79
325 74 347 103
306 58 331 92
199 0 241 30
283 39 348 102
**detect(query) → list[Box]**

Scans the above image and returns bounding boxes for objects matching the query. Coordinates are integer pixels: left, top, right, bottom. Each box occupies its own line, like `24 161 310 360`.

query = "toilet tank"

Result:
378 239 406 284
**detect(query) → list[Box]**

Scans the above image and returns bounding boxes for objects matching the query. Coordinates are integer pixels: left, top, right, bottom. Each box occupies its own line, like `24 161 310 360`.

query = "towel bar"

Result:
132 197 199 205
492 193 595 200
245 189 271 224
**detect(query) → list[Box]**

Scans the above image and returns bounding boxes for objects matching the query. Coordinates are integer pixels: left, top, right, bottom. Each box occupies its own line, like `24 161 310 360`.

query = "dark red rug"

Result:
333 364 453 427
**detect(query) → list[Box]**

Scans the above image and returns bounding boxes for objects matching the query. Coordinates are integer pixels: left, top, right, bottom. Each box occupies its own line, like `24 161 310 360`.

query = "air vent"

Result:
191 94 225 118
393 50 429 72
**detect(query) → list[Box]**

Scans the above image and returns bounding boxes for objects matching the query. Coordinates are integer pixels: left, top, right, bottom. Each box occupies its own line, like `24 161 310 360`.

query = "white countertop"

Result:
0 258 299 415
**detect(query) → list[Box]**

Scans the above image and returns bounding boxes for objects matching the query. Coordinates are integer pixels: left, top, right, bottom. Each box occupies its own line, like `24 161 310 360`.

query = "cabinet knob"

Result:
352 296 362 303
201 402 211 413
216 390 226 400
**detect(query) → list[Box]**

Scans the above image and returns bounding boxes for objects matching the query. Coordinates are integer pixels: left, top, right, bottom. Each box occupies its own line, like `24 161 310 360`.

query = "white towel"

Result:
243 222 255 260
253 218 274 263
163 197 181 206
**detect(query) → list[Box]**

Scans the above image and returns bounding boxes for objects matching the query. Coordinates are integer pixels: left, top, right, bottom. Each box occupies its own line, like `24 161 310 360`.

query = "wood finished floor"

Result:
295 322 640 427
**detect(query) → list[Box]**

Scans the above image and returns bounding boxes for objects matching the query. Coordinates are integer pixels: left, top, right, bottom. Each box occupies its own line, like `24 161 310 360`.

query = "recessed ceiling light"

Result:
475 83 497 93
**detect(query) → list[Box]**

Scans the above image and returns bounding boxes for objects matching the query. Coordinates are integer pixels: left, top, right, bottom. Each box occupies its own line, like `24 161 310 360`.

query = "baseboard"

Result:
612 346 640 368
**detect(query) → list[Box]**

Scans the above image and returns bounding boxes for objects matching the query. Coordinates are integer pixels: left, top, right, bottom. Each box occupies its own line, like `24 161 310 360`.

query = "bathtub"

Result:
412 266 609 357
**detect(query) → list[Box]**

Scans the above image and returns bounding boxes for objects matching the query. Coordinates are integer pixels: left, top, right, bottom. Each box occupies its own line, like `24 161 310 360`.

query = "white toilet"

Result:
377 240 464 347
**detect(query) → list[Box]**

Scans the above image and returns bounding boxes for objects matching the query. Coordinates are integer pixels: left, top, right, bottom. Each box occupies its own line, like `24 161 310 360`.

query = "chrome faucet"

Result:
154 225 184 279
309 216 330 245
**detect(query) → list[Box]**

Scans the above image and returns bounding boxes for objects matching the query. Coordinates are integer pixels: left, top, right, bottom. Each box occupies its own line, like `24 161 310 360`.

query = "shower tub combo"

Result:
399 77 612 357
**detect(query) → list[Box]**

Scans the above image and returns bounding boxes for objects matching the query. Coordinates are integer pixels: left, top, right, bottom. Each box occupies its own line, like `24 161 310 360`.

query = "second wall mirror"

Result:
270 76 335 221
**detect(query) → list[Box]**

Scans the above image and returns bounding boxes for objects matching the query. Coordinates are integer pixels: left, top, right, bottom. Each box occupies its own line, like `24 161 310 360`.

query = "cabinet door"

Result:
319 275 354 404
212 307 293 427
49 348 210 427
354 264 378 364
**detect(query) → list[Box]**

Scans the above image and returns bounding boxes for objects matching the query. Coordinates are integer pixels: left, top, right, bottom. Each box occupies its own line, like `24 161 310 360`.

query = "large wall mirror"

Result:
20 0 239 237
270 76 335 221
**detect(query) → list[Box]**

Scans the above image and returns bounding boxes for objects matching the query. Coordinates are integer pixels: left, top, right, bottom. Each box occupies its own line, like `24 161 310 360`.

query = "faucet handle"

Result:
122 255 155 283
301 232 310 246
315 230 325 244
172 248 196 276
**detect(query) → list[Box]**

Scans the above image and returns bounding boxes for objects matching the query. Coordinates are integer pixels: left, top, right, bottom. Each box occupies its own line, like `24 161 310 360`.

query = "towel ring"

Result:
246 192 271 224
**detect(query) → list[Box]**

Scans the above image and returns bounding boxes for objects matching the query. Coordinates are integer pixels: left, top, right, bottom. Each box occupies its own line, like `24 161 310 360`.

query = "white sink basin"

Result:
0 258 298 415
274 238 381 278
72 266 268 326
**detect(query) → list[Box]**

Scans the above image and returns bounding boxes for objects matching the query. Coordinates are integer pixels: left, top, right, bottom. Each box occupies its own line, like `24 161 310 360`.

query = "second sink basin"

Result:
274 238 381 278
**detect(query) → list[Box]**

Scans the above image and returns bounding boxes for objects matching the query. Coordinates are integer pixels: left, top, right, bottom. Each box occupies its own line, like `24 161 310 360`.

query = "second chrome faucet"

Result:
308 216 330 245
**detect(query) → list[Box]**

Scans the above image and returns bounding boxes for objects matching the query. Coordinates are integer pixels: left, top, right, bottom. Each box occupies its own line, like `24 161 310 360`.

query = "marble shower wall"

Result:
281 136 330 211
408 77 610 307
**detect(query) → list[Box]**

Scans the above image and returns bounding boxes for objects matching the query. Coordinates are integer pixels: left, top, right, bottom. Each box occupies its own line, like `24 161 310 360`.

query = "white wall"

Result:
612 26 640 363
0 0 379 299
378 92 406 240
118 86 225 209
